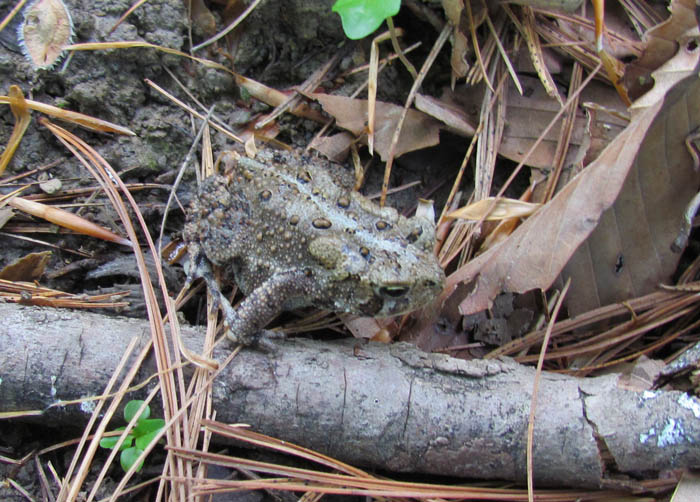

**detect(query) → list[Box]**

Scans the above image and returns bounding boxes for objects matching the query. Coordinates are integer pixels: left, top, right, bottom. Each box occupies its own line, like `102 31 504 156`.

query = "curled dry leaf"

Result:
630 29 700 117
623 0 697 99
441 0 469 83
311 93 440 161
447 197 541 222
18 0 74 69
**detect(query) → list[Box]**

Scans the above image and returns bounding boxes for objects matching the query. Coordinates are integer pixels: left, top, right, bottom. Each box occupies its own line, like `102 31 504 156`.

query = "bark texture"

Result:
1 303 699 489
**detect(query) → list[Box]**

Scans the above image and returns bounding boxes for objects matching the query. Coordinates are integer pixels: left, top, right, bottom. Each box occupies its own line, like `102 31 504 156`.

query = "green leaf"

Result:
134 418 165 437
135 426 164 450
99 433 134 451
120 447 144 473
332 0 400 40
124 400 150 422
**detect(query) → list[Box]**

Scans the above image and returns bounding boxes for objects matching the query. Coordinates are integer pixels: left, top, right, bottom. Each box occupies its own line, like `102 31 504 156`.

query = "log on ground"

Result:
1 303 699 489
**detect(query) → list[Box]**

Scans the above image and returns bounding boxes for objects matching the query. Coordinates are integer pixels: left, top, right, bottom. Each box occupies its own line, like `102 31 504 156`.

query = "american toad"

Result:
184 149 445 349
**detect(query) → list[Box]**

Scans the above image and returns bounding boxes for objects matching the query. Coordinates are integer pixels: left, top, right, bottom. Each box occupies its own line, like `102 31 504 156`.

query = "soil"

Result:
0 1 462 500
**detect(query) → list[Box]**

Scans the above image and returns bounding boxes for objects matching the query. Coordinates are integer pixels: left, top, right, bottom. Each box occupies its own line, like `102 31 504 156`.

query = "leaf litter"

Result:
2 0 700 500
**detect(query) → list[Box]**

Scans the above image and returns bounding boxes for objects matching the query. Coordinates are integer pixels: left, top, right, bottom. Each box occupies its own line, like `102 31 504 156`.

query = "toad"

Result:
184 149 445 349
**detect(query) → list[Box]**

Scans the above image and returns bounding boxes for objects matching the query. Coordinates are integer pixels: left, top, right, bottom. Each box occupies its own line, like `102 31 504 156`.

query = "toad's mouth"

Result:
371 283 421 317
379 285 410 298
370 278 443 317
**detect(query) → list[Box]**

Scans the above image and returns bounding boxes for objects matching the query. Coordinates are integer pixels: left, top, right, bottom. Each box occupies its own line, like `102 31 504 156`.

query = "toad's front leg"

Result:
222 270 314 349
187 252 312 350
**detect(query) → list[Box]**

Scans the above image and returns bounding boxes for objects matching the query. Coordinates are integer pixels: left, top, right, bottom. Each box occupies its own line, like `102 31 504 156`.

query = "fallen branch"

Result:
1 303 698 489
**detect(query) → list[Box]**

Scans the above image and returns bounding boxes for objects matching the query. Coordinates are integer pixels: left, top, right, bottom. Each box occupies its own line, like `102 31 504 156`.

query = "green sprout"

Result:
332 0 401 40
99 400 165 473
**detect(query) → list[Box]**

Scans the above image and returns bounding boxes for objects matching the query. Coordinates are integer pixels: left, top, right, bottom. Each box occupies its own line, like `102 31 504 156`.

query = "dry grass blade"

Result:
107 0 149 35
6 477 35 501
0 95 134 136
0 278 129 309
170 445 629 501
465 0 493 92
191 0 263 52
0 0 29 32
363 26 411 155
379 23 451 206
256 49 343 129
485 10 523 96
527 279 570 501
522 8 562 105
56 337 142 502
0 409 43 419
485 285 700 375
486 290 684 358
543 63 582 202
32 119 189 502
0 86 31 176
68 40 327 123
7 196 132 247
87 385 161 502
201 421 371 477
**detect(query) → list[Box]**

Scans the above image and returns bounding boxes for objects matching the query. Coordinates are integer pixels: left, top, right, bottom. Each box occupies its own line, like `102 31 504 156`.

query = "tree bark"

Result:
1 303 699 489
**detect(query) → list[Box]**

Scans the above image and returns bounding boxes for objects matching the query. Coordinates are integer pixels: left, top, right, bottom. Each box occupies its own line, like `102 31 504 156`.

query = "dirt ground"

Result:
0 0 458 310
0 1 463 499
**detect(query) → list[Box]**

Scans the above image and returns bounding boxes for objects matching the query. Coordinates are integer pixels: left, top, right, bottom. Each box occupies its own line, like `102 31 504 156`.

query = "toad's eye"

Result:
380 286 409 298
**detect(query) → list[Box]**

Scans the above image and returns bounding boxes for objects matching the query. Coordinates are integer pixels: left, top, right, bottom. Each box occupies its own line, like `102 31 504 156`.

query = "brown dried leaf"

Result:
630 30 700 117
414 93 475 136
452 95 665 315
189 0 217 37
447 197 541 221
563 68 700 315
0 208 13 229
455 61 700 316
0 251 51 281
340 314 385 340
623 0 697 99
311 93 440 161
441 0 469 83
438 77 627 170
309 132 354 162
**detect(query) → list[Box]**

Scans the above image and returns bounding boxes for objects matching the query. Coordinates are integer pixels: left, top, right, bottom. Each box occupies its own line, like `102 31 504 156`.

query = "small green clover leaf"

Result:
124 400 150 422
120 447 145 473
332 0 401 40
99 400 165 473
98 427 134 451
134 419 166 449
